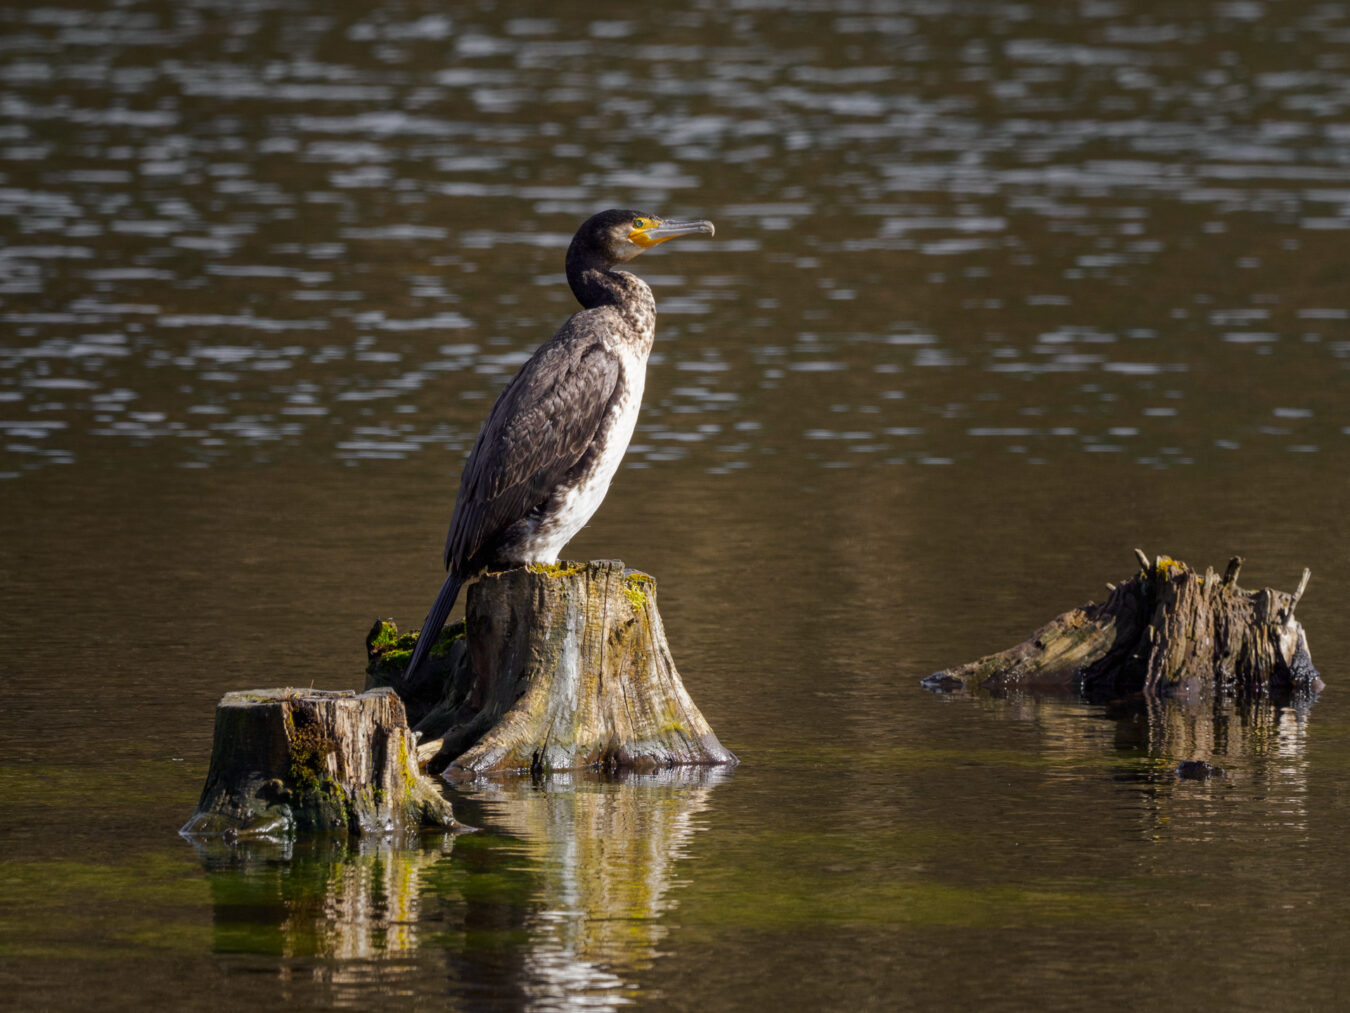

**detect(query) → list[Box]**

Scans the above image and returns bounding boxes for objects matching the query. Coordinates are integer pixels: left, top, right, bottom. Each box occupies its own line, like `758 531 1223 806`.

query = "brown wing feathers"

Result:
444 322 620 573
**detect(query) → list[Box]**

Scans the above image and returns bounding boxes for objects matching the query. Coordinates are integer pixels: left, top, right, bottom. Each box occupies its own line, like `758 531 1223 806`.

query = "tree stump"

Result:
180 687 459 838
925 551 1320 700
366 560 738 777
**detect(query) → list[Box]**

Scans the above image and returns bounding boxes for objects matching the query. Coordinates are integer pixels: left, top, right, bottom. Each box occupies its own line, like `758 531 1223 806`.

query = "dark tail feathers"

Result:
404 571 464 684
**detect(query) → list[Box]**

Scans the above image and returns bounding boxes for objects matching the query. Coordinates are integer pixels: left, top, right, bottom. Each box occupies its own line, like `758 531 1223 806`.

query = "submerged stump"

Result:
180 687 458 838
367 560 738 777
927 551 1320 700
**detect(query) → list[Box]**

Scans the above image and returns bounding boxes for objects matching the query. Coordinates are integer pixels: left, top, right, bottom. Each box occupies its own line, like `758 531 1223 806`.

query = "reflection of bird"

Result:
404 209 715 682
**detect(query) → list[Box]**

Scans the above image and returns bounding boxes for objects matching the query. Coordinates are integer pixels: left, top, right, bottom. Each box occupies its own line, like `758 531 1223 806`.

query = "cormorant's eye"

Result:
633 218 646 229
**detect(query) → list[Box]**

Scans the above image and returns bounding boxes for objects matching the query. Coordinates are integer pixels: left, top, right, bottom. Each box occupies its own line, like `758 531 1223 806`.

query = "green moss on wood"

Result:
367 620 404 652
288 721 336 802
527 560 588 578
622 577 649 610
1153 555 1185 581
366 618 466 688
429 620 466 658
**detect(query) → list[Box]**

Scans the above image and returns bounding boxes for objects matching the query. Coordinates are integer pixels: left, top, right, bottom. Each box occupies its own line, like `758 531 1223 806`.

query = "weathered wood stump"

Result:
926 551 1320 700
180 687 459 838
367 560 738 777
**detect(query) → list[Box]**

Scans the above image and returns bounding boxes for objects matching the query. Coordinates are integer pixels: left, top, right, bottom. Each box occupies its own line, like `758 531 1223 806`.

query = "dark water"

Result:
3 0 1350 1008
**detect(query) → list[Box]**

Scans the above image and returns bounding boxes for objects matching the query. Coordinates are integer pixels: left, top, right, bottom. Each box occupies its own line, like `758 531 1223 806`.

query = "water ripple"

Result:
0 0 1347 477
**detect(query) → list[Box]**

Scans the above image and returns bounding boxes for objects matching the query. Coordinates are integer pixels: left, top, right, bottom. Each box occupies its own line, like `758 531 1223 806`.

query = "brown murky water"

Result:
3 1 1350 1009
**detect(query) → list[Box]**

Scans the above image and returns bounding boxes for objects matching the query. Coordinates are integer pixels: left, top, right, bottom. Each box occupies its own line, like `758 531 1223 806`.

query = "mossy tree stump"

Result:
367 560 738 777
180 687 458 838
926 551 1319 700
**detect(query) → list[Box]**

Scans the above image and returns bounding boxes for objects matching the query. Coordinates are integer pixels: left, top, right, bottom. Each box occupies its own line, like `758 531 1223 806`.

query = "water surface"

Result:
3 1 1349 1009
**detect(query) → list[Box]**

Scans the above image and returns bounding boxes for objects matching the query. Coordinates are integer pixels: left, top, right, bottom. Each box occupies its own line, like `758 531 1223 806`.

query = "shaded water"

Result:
3 0 1349 1008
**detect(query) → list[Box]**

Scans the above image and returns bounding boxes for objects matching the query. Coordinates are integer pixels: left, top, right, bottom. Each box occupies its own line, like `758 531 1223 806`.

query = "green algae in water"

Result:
749 740 1102 773
673 832 1130 933
0 852 213 959
0 853 208 910
0 835 463 962
0 761 201 815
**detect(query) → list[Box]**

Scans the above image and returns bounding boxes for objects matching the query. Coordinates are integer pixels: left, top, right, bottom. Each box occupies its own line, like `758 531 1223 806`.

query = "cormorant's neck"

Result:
565 244 632 309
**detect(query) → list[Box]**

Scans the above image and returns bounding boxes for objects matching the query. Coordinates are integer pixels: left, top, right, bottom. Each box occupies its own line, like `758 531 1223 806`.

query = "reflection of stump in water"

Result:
978 688 1313 835
1112 693 1315 844
195 834 453 965
367 561 737 777
1109 693 1314 775
928 551 1322 832
928 551 1320 700
453 768 727 1004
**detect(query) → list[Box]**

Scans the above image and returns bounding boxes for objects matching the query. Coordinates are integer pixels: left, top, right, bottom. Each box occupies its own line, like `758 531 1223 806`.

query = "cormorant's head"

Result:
570 209 716 268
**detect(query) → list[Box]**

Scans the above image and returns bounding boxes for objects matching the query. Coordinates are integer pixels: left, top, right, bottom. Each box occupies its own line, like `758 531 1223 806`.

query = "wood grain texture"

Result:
181 687 457 837
368 561 737 777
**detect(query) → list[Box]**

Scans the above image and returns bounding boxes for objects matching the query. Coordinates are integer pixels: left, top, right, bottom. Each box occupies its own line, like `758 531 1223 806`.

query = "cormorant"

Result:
403 208 716 682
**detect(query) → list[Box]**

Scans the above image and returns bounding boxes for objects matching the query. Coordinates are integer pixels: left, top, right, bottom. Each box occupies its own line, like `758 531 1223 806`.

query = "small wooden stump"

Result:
367 560 738 777
180 687 458 838
926 551 1320 700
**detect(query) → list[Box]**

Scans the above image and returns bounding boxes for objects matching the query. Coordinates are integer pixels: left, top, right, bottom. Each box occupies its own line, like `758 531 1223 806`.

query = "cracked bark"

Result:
367 561 738 778
180 687 459 838
926 552 1320 701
